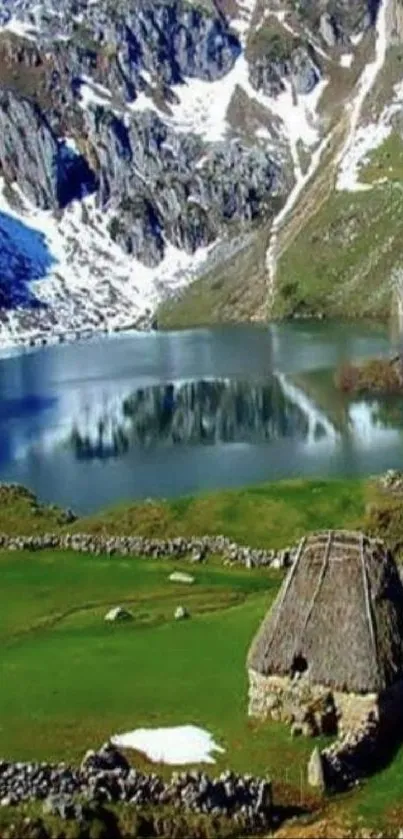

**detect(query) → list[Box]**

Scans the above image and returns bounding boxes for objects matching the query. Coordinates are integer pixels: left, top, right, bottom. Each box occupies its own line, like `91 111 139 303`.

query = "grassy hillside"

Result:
0 475 398 553
0 551 286 767
274 132 403 321
73 477 367 548
1 476 403 836
157 229 270 329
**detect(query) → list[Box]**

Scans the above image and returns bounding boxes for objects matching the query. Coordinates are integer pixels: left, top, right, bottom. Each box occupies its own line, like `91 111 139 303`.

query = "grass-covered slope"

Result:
74 478 367 547
2 475 403 833
274 131 403 321
0 483 73 534
0 549 309 777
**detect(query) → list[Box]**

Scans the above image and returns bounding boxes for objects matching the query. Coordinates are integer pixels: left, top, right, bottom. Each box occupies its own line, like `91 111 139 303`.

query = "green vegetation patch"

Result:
76 477 367 548
246 19 296 62
274 182 402 321
0 547 324 791
360 131 403 184
157 230 272 329
0 483 69 534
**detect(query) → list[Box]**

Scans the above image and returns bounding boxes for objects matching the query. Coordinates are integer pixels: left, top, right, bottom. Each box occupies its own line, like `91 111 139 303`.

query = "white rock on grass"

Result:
169 572 195 584
111 725 225 765
174 605 189 620
104 606 133 622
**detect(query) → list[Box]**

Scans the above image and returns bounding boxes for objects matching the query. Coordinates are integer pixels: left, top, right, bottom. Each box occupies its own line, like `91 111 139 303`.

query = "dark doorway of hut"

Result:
291 655 309 678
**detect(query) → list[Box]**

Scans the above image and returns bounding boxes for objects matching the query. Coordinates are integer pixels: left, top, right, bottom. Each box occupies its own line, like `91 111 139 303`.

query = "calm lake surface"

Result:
0 321 402 514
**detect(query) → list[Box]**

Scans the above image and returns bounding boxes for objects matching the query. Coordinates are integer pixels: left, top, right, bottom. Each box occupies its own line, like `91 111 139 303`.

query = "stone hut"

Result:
247 530 403 735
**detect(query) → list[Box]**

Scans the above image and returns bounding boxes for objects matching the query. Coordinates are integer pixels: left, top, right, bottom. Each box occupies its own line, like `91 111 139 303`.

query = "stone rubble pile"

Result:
320 714 380 790
378 469 403 493
0 532 295 569
0 743 273 830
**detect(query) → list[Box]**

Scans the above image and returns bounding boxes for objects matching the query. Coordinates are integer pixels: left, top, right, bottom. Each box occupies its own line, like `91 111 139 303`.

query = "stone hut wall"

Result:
313 679 403 790
248 669 378 734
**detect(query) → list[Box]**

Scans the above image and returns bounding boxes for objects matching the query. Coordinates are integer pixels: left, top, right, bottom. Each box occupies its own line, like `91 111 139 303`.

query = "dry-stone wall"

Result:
0 743 273 832
0 532 296 569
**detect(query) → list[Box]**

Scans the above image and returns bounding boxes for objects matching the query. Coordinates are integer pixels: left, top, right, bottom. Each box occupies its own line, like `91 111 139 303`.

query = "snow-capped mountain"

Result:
0 0 400 347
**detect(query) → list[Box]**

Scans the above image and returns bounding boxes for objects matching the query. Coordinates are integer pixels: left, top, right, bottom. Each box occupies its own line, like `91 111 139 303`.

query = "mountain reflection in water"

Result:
68 376 333 460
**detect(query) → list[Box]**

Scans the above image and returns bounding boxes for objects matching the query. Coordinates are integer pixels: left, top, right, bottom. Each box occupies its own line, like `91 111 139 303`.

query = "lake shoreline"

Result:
335 355 403 395
0 317 157 358
0 321 400 515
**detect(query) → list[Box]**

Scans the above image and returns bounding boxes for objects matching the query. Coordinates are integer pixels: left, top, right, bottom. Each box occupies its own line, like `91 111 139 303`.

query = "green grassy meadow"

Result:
0 549 321 789
3 476 403 832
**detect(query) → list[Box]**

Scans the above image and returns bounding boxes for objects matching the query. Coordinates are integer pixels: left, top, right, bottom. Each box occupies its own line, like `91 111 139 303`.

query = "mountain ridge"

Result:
0 0 401 348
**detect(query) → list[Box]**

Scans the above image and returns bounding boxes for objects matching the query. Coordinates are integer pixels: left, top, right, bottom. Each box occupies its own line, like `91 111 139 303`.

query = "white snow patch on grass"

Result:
111 726 225 765
336 121 391 191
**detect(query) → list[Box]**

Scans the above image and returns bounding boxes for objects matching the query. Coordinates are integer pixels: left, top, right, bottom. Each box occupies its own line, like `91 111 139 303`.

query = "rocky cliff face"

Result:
0 0 396 344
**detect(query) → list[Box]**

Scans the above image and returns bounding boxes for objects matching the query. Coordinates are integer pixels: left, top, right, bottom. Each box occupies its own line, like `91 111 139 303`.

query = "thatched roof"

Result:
247 531 403 694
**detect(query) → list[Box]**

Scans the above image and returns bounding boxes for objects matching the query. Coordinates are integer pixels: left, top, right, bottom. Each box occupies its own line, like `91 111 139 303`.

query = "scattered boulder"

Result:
174 606 189 620
104 606 133 622
307 747 326 789
169 572 195 584
81 742 130 774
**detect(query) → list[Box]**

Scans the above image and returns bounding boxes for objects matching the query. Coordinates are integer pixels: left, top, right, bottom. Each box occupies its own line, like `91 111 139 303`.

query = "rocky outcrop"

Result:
297 0 380 45
0 88 96 209
0 0 284 269
87 107 283 263
249 39 321 98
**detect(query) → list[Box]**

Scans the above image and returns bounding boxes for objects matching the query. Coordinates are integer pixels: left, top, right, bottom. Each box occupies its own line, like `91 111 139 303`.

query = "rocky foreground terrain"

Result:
1 0 403 346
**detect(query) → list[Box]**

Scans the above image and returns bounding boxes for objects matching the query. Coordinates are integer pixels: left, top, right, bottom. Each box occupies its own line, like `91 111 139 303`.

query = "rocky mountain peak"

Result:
0 0 398 347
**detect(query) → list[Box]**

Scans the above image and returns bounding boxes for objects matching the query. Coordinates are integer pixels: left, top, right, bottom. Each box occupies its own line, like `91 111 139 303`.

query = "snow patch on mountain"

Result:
336 0 393 191
340 53 354 68
0 16 38 40
337 78 403 192
0 181 215 349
